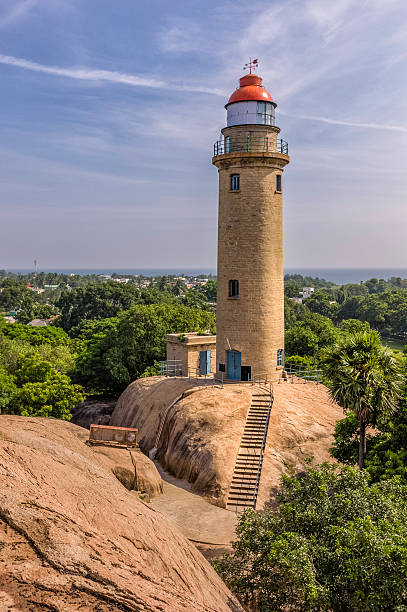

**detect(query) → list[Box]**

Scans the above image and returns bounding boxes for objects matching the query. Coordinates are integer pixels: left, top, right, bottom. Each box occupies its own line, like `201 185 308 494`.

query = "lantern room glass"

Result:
257 101 275 125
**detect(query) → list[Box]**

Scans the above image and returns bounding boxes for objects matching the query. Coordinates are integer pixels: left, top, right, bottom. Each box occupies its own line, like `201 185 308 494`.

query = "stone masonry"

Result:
213 124 290 378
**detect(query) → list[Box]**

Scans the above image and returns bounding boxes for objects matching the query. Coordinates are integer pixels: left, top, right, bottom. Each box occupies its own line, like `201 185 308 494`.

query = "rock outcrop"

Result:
0 416 242 611
256 380 344 508
111 378 252 507
110 377 344 508
71 397 116 429
72 426 163 498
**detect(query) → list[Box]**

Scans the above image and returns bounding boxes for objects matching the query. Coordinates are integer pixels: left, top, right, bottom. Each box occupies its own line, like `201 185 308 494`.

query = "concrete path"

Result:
149 463 237 546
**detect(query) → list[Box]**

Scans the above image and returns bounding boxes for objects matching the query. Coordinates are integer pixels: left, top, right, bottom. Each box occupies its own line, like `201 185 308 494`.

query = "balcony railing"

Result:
213 137 288 157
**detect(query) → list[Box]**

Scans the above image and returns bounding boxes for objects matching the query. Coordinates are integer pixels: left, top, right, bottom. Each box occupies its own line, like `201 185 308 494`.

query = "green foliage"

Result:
304 290 338 318
75 304 216 392
140 361 161 378
330 413 361 465
56 282 143 331
285 310 340 359
0 366 17 413
200 278 217 301
285 354 318 370
15 303 56 324
214 463 407 611
0 327 83 420
0 279 35 311
332 392 407 482
7 354 84 420
181 289 211 310
339 318 371 334
12 373 83 420
2 324 70 346
322 331 404 468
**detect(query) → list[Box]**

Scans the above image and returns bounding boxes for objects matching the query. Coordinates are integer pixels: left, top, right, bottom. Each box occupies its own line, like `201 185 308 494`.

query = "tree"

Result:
322 331 404 468
15 303 56 324
8 354 84 420
339 318 371 335
75 304 216 392
0 279 35 311
0 366 17 414
304 291 338 318
55 282 142 331
331 385 407 482
2 324 70 346
214 463 407 612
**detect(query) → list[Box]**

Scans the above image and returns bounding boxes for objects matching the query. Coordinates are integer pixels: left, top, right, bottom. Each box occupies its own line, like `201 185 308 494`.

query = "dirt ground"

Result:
150 462 237 560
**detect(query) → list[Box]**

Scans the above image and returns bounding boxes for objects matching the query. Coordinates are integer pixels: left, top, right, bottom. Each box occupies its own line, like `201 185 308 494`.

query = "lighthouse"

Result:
212 62 290 381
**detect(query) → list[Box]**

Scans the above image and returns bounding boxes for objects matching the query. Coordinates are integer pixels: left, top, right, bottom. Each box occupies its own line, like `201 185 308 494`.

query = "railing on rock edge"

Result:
159 361 224 388
284 364 323 382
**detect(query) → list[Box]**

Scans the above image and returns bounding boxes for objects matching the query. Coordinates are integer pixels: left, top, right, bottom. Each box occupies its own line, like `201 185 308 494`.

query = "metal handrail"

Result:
213 137 288 156
252 387 273 509
285 364 323 382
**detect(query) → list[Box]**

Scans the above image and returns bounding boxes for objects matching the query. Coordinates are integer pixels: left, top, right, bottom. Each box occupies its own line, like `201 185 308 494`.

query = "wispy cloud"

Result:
281 112 407 134
0 0 38 27
0 53 226 96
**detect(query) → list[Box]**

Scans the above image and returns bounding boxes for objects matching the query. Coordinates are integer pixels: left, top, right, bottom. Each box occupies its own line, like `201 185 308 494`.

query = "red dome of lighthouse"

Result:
226 73 275 107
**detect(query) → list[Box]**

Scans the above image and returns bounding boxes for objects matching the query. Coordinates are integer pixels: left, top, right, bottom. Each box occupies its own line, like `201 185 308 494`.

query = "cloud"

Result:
281 112 407 134
0 0 38 27
0 53 226 96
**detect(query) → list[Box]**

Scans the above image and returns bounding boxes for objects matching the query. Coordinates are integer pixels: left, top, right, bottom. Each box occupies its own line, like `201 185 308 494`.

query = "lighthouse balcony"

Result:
213 137 288 157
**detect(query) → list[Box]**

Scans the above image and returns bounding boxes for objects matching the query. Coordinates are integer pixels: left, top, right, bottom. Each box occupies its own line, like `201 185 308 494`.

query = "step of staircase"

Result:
226 390 273 512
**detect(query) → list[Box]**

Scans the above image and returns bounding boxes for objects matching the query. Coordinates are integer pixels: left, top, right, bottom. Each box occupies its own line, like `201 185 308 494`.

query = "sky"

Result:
0 0 406 270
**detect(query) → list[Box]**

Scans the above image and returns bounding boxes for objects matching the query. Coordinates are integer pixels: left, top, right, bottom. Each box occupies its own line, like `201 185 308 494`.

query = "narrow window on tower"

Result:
229 279 239 298
277 348 284 367
276 174 282 192
230 174 240 191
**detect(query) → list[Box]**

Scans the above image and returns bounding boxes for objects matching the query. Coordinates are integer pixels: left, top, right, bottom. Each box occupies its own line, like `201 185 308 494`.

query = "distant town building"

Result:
27 285 45 294
28 319 49 327
299 287 315 299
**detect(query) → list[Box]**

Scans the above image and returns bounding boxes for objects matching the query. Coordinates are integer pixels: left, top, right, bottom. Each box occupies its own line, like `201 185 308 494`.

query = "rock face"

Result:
110 377 343 509
0 416 242 611
111 378 252 507
71 397 116 429
73 426 163 498
256 381 344 508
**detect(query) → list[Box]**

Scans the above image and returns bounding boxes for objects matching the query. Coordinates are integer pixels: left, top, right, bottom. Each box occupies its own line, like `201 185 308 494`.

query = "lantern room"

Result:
225 73 276 127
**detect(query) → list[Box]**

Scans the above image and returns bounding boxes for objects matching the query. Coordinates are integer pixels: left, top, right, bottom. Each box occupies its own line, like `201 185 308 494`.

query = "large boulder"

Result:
0 416 242 611
111 378 252 507
257 380 344 507
72 426 163 498
70 397 116 429
110 377 343 509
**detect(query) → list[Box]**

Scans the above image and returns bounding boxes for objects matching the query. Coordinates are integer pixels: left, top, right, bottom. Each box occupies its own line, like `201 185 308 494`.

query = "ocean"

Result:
5 267 407 285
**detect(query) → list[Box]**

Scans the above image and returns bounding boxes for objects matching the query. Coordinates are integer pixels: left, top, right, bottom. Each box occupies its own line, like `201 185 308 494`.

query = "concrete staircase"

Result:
226 390 272 512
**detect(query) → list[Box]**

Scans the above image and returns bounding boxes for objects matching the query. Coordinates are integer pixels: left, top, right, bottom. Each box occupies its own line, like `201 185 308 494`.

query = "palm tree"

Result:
322 330 404 469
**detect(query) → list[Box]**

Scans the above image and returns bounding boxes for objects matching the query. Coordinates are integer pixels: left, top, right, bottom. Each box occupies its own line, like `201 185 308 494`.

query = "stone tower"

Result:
212 68 290 381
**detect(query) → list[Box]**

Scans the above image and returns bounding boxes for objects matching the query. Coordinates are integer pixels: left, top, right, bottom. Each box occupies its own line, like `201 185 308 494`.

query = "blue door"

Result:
199 350 211 375
227 351 241 380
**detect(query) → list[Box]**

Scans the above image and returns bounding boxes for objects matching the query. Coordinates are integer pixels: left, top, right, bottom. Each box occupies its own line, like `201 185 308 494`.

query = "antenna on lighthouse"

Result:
243 58 258 74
